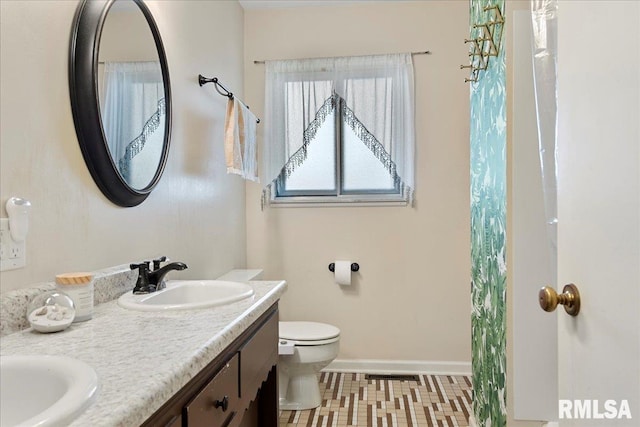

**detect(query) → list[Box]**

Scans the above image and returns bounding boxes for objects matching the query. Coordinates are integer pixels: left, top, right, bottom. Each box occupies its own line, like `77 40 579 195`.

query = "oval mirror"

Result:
69 0 171 207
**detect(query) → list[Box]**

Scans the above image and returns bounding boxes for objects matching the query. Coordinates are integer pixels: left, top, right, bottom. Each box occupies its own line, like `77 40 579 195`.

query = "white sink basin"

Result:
0 355 98 427
118 280 255 311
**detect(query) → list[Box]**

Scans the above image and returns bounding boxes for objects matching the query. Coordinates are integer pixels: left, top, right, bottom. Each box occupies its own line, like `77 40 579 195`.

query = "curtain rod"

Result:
253 50 431 65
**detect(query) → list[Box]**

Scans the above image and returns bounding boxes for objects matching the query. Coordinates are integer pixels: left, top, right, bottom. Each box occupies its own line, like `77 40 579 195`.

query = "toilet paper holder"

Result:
328 263 359 272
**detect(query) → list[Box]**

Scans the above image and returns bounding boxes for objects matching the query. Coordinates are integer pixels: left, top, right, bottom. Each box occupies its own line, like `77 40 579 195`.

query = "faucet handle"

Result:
130 262 150 272
152 256 167 270
131 262 151 294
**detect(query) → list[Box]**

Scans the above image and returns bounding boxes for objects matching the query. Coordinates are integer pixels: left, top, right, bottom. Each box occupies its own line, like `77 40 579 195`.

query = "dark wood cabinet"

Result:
184 354 239 427
141 304 279 427
239 308 278 409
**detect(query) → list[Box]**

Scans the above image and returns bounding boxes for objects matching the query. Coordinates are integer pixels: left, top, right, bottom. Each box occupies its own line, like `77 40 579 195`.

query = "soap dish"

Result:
27 291 76 333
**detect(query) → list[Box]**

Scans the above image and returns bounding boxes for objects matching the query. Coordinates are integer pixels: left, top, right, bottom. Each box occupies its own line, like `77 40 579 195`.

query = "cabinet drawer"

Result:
184 353 239 427
240 311 278 404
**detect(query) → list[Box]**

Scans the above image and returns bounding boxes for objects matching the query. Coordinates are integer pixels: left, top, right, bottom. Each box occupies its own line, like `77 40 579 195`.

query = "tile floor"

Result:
279 372 473 427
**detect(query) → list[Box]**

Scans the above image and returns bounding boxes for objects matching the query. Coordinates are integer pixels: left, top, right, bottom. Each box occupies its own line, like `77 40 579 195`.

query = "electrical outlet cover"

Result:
0 218 26 271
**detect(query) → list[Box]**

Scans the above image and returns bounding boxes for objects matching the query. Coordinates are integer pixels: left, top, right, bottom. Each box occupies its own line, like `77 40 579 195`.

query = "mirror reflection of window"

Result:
101 61 165 189
97 0 166 190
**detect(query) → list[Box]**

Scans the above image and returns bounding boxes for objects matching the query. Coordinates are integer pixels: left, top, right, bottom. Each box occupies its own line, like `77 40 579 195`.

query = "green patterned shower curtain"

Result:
469 0 507 426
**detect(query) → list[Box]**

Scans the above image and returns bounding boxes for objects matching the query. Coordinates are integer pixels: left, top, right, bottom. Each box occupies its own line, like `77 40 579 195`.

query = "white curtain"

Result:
262 53 415 204
101 61 165 188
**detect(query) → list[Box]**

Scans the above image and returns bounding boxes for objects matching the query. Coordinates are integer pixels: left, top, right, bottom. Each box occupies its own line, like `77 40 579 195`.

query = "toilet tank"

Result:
217 269 264 282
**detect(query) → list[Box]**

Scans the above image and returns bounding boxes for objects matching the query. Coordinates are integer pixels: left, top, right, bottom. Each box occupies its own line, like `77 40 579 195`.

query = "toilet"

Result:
278 321 340 410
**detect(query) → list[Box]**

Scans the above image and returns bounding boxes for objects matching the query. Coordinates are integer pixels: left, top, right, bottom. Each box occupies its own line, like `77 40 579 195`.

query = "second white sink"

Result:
118 280 255 311
0 355 98 427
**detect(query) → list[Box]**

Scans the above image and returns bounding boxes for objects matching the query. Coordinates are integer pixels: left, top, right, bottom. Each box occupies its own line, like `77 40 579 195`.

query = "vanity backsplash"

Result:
0 264 137 336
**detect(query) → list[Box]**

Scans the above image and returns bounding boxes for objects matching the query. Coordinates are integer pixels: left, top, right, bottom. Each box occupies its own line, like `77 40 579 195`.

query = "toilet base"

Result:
279 372 322 410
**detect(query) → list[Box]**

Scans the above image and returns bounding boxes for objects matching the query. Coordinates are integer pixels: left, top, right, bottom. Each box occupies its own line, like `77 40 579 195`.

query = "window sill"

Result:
269 196 408 208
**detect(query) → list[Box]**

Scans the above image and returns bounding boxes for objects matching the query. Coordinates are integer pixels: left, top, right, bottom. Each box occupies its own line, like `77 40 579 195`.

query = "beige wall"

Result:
0 0 247 292
100 5 158 62
1 0 472 365
244 2 471 362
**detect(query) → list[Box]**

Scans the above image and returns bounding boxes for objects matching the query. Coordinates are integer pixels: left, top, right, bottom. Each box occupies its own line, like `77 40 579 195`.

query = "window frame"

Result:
273 88 405 205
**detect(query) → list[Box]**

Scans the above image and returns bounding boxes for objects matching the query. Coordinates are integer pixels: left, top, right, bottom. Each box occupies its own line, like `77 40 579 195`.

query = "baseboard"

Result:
324 359 472 376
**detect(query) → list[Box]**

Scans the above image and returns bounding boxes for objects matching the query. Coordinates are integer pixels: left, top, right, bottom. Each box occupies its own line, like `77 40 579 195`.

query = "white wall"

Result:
0 0 247 292
244 2 471 363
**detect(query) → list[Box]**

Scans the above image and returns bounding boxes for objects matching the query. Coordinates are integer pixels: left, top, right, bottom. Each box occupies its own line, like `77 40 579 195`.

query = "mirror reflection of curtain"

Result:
101 61 165 189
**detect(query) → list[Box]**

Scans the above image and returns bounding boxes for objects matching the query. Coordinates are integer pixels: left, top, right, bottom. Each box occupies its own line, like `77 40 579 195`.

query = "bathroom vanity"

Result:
0 279 286 427
142 304 278 427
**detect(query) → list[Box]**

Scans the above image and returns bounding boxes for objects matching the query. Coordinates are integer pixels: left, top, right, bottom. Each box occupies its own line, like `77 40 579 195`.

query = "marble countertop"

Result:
0 280 287 427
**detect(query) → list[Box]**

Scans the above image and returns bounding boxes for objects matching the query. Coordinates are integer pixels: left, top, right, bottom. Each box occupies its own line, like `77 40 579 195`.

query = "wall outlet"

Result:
0 218 26 271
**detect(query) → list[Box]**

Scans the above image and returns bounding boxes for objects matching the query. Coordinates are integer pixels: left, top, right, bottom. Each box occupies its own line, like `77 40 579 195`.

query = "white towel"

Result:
224 98 259 182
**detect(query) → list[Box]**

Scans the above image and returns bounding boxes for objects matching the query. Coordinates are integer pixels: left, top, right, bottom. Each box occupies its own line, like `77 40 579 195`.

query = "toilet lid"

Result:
279 321 340 341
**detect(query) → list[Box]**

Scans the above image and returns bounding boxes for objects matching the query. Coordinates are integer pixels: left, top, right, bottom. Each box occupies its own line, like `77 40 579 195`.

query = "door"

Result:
513 1 639 425
512 10 558 421
556 1 639 426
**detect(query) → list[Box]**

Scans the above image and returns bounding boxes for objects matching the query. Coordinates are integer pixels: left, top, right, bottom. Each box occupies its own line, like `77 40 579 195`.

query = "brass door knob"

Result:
539 283 581 316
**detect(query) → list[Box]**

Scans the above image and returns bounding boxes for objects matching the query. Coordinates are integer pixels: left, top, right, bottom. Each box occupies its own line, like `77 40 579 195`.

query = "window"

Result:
262 54 415 206
276 92 400 199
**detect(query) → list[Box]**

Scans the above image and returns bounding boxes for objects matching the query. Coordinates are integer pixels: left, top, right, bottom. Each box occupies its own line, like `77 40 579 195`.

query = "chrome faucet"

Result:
131 257 188 294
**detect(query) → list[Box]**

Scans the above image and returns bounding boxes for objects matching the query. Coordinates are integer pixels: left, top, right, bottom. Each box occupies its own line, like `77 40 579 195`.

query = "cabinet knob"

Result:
214 395 229 412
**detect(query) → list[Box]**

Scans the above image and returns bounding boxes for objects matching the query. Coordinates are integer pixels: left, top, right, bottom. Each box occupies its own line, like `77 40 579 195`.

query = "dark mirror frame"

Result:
69 0 171 207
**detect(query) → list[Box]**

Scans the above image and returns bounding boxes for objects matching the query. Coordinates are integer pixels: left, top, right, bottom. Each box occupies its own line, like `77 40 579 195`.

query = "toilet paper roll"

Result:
334 260 352 286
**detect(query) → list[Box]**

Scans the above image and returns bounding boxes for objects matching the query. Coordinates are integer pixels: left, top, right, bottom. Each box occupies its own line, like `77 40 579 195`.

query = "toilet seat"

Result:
279 321 340 346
